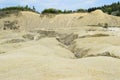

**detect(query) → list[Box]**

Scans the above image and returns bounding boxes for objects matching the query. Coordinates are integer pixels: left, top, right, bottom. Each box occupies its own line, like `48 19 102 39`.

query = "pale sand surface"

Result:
0 10 120 80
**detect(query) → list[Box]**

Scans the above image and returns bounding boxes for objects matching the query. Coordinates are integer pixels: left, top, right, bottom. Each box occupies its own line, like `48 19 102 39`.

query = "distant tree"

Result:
63 10 73 13
116 12 120 16
41 8 62 14
76 9 87 13
25 5 29 9
32 6 36 11
0 6 37 13
87 1 120 16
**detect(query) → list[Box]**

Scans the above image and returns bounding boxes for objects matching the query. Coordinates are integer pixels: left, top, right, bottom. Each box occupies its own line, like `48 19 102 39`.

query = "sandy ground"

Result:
0 10 120 80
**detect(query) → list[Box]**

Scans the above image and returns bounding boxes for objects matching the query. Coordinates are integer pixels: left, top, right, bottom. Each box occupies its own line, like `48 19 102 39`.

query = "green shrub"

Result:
63 10 73 13
104 23 109 28
41 8 62 14
76 9 87 13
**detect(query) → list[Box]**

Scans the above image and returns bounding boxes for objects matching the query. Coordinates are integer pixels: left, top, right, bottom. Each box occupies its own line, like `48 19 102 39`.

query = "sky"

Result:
0 0 119 12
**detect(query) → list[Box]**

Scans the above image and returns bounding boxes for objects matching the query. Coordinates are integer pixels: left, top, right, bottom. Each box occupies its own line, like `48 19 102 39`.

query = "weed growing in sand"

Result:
104 23 109 28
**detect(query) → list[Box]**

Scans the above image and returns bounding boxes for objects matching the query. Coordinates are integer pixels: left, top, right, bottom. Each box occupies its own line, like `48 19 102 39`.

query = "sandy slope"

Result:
0 10 120 31
0 38 120 80
70 36 120 58
0 34 120 80
74 10 120 26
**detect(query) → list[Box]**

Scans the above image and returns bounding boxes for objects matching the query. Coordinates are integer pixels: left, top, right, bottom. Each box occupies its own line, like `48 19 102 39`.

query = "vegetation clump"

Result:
0 5 38 18
0 5 36 12
41 8 62 14
103 23 109 28
41 1 120 16
41 8 87 14
97 23 109 28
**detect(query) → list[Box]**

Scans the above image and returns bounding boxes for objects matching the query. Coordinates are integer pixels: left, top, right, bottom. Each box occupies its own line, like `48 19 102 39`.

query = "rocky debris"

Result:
23 30 58 41
36 30 58 37
56 33 78 45
22 34 35 40
3 20 20 30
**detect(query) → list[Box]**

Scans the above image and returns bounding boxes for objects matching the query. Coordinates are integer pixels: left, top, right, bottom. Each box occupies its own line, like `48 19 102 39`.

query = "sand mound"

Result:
91 9 104 15
4 38 75 59
74 10 120 27
0 10 119 31
69 36 120 58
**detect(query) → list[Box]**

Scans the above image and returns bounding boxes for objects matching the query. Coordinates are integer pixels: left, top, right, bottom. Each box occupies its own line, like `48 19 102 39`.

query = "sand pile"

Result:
91 10 104 15
0 10 120 31
74 10 120 27
69 36 120 58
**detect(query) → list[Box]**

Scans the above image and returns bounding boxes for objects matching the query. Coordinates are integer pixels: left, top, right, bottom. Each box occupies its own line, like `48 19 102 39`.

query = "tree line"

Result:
0 1 120 16
41 8 87 14
41 2 120 16
88 2 120 16
41 1 120 16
